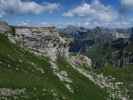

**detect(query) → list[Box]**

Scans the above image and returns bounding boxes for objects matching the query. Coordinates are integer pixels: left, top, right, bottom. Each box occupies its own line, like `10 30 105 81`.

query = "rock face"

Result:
111 38 133 67
14 26 69 61
0 21 12 33
0 21 70 61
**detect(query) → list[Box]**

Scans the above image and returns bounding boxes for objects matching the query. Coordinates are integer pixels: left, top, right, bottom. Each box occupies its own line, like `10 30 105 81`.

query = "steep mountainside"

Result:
61 26 133 67
0 21 12 33
0 30 108 100
60 25 133 100
0 21 131 100
8 26 69 61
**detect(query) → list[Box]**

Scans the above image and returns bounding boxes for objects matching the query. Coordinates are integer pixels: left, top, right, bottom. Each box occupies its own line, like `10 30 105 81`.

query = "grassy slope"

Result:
0 34 107 100
96 64 133 99
0 34 71 100
56 58 107 100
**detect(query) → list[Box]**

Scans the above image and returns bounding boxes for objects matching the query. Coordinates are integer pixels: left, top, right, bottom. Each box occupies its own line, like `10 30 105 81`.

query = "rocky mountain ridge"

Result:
0 21 12 33
14 26 70 61
59 25 133 67
0 21 70 61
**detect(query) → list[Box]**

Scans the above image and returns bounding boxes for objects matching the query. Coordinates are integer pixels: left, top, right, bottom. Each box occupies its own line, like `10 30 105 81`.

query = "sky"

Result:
0 0 133 28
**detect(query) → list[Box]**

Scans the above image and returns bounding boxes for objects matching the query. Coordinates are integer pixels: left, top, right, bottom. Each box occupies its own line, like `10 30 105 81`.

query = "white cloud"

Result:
0 0 59 16
17 20 54 27
17 20 31 26
121 0 133 7
64 0 118 22
63 0 133 28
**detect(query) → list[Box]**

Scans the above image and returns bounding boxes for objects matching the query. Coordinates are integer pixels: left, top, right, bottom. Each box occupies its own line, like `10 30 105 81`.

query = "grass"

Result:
0 34 71 100
95 64 133 99
56 57 107 100
0 33 107 100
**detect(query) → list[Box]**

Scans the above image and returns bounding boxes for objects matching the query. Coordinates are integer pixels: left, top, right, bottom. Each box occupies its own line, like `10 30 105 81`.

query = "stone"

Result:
0 21 12 33
14 26 69 61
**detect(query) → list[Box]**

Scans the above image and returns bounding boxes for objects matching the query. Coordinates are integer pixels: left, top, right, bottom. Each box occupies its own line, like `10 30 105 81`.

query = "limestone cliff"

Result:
0 21 70 61
14 26 70 61
0 21 12 33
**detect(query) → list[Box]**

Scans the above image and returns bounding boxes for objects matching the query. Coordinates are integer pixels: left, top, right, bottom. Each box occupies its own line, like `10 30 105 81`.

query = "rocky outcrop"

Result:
0 21 70 61
0 21 12 33
14 26 70 61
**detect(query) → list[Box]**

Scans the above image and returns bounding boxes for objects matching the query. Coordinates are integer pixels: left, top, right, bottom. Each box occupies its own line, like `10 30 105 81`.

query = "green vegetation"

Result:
87 43 112 68
95 64 133 99
0 34 71 100
56 56 107 100
0 33 107 100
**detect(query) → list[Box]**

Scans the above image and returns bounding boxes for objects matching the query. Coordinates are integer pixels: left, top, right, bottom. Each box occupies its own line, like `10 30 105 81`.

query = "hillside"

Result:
0 21 132 100
96 64 133 99
0 0 133 99
60 26 133 100
0 33 108 100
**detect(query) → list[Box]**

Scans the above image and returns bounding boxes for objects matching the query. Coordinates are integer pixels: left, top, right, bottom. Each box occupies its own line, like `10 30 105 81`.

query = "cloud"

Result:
17 20 30 26
64 0 118 22
17 20 54 27
63 0 133 28
120 0 133 12
121 0 133 8
0 0 59 16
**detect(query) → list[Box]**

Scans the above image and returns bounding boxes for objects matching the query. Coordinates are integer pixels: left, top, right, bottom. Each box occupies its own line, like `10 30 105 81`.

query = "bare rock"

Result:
14 26 70 61
0 21 12 33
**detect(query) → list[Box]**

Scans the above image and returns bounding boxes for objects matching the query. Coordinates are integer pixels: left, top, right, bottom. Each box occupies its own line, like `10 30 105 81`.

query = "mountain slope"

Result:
0 33 107 100
96 64 133 100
